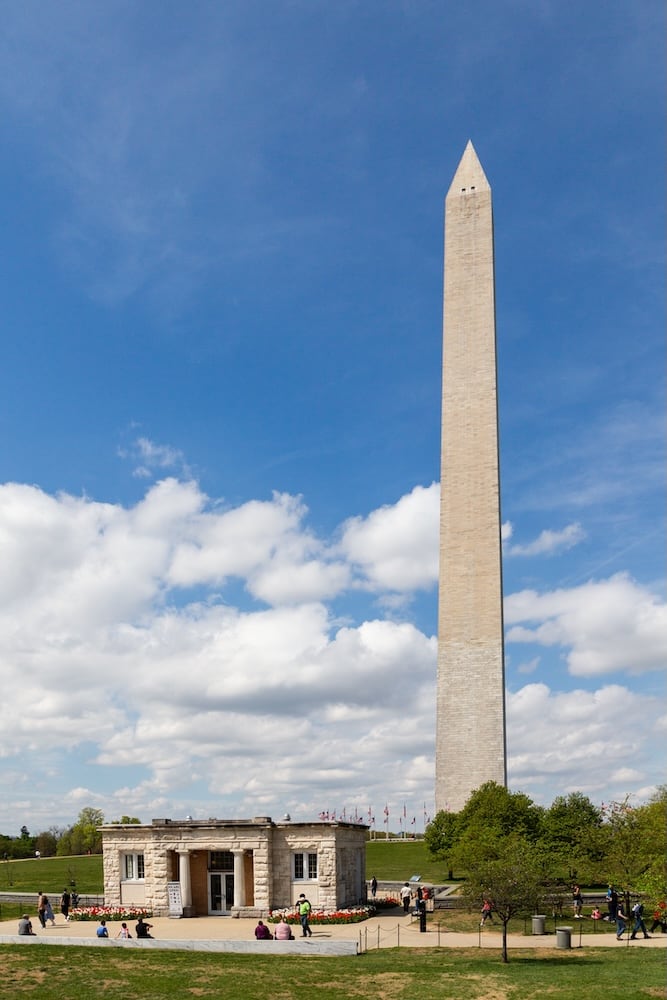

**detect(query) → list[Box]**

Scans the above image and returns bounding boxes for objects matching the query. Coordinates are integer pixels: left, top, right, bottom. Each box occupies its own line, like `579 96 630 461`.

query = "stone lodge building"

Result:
102 816 367 918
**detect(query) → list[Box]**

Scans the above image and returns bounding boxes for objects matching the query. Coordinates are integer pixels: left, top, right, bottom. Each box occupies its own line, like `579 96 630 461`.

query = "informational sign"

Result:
167 881 183 917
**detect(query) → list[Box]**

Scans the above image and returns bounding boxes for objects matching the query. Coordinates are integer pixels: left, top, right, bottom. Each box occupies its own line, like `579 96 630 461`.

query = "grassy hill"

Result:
0 854 103 895
366 839 453 884
1 841 447 897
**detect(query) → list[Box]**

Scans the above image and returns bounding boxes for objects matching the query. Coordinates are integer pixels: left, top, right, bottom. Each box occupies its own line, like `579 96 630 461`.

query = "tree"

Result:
542 792 604 882
463 835 548 963
424 811 460 878
454 782 544 869
594 787 667 909
34 831 58 857
634 787 667 908
56 807 105 856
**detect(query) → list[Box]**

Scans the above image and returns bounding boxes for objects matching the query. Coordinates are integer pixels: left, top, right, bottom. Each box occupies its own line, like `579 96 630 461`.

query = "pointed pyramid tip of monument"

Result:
447 140 490 197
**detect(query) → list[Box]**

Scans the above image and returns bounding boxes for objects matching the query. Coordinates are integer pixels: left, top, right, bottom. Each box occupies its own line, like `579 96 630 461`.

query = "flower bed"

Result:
69 906 153 922
371 896 400 910
268 906 372 925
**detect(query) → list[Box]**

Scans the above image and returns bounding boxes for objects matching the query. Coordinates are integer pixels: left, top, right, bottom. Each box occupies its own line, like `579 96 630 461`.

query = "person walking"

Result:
36 892 47 929
616 900 629 940
606 885 618 923
630 902 651 940
60 889 71 921
370 876 377 899
297 894 312 937
400 882 411 914
572 885 583 918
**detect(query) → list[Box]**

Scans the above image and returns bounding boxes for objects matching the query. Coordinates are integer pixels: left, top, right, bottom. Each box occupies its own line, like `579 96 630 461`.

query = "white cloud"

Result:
506 522 586 556
339 483 439 592
505 573 667 676
0 476 664 831
507 682 663 803
129 437 191 479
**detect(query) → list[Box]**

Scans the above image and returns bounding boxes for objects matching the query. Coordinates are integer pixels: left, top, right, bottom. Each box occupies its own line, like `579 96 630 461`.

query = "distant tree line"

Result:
0 809 140 859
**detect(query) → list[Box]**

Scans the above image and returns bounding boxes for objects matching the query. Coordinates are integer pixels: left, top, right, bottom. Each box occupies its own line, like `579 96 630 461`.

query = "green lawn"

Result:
0 944 664 999
0 855 103 895
366 838 452 883
4 843 441 897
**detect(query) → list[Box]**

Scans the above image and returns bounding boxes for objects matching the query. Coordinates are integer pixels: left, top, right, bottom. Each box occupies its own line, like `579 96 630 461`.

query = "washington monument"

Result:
435 141 507 813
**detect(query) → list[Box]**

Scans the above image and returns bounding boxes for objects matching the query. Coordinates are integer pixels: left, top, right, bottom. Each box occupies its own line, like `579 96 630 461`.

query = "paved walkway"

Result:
1 912 665 953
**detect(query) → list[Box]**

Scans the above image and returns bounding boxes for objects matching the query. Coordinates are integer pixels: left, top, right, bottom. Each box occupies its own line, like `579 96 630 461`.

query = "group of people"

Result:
33 888 80 929
95 917 153 939
399 881 430 914
254 894 313 941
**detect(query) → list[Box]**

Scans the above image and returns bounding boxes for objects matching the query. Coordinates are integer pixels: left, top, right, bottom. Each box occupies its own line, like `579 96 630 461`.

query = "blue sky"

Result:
0 0 664 835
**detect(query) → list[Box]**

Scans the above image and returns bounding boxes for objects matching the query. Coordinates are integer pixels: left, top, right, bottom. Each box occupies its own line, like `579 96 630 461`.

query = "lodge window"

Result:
122 853 145 880
293 852 318 880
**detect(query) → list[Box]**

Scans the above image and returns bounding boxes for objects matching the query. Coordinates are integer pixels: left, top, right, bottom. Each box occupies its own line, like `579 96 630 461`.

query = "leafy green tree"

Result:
56 807 105 856
592 791 665 896
463 835 548 963
621 787 667 907
454 782 544 869
542 791 603 882
34 830 58 857
424 811 460 878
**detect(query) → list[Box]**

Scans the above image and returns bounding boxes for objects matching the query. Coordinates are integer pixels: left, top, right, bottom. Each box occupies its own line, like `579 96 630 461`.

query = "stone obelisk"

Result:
435 141 507 813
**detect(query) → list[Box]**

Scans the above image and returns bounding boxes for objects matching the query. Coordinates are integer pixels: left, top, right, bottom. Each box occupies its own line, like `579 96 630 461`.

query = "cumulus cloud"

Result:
339 483 439 592
0 478 439 829
0 476 664 831
505 522 586 556
507 682 663 802
505 573 667 676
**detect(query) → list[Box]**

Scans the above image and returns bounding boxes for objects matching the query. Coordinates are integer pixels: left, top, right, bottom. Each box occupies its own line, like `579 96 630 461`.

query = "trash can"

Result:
556 926 572 949
532 914 546 935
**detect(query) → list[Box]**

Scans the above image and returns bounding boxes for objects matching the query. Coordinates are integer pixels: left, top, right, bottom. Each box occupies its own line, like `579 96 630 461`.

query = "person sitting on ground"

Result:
254 919 273 940
96 919 109 938
591 907 602 921
117 922 132 938
274 914 294 940
18 914 35 936
135 916 154 939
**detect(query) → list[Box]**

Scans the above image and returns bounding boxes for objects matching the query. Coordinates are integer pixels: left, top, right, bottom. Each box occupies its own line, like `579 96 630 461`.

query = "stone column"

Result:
233 850 246 909
177 850 194 916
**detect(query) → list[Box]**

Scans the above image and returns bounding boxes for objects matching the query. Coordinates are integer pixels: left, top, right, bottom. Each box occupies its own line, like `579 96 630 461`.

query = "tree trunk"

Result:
501 921 509 963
